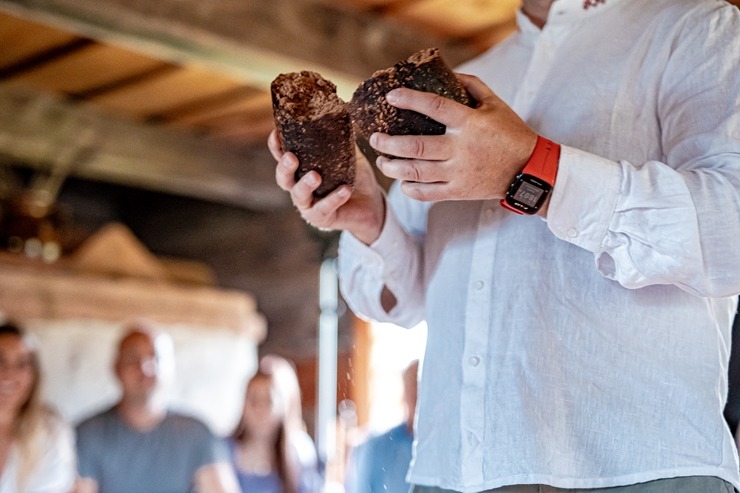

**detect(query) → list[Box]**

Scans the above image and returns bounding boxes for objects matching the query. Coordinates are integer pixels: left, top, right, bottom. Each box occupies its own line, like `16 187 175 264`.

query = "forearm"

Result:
548 146 740 297
339 197 426 327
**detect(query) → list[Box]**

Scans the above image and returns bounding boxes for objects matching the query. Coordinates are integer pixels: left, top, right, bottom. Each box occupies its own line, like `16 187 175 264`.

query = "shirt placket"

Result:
512 26 564 120
459 203 498 484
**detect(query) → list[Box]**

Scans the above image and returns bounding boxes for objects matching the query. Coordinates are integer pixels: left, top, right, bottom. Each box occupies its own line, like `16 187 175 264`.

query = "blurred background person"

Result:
259 354 322 488
0 321 76 493
230 355 322 493
75 320 238 493
344 359 419 493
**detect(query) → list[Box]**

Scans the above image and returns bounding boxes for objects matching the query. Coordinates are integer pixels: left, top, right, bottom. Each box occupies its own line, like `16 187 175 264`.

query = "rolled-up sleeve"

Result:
338 184 427 328
547 5 740 297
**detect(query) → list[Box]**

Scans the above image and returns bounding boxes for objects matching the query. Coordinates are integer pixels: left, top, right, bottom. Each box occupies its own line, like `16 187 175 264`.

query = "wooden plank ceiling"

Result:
0 12 273 146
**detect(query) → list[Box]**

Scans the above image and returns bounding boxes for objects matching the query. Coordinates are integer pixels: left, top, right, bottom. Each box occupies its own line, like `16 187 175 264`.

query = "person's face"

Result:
242 376 285 438
0 334 36 414
115 332 164 400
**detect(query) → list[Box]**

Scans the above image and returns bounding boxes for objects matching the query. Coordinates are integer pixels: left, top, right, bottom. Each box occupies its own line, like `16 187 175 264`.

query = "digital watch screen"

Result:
500 136 561 215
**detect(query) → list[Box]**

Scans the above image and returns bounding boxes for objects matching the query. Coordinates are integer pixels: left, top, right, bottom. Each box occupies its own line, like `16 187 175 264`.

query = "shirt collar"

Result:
516 0 623 34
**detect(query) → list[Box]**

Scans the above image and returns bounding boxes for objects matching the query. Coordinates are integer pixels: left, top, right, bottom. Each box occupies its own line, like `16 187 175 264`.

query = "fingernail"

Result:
369 133 379 147
337 187 350 198
386 89 400 103
305 172 319 186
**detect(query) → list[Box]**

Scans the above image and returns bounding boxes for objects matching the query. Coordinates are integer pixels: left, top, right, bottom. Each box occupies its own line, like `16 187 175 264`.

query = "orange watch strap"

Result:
499 135 561 215
522 135 560 185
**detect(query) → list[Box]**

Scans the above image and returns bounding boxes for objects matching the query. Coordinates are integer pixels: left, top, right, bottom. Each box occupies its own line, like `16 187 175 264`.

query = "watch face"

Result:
512 180 545 208
504 174 552 214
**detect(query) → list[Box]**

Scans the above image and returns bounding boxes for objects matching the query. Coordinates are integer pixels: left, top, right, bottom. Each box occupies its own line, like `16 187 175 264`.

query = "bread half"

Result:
271 71 356 198
349 48 475 148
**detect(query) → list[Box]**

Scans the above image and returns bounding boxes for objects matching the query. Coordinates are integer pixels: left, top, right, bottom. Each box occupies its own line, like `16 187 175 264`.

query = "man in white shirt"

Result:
269 0 740 492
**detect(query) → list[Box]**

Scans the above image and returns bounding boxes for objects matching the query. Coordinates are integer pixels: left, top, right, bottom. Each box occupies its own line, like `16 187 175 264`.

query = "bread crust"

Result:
271 71 356 198
270 49 471 195
349 48 475 148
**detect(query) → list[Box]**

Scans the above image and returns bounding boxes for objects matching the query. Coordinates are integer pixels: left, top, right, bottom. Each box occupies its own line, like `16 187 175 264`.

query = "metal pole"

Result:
316 257 338 473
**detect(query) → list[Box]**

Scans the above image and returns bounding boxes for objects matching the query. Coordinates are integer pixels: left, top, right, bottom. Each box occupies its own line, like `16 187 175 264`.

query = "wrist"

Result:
352 191 386 245
500 135 561 215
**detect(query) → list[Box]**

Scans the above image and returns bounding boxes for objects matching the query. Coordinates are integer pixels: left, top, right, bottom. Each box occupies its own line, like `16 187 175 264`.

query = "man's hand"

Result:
269 131 386 245
369 73 538 203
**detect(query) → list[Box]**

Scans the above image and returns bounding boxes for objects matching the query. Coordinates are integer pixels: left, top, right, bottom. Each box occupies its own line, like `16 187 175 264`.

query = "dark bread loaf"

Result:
271 71 355 198
349 48 475 148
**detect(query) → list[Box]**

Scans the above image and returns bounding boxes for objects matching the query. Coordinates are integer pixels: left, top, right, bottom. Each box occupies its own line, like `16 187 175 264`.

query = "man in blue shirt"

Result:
345 360 419 493
75 321 239 493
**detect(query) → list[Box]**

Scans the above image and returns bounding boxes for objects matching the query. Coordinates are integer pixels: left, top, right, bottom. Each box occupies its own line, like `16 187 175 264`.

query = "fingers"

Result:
275 152 299 191
291 171 321 210
267 129 284 161
279 162 351 230
399 180 449 203
455 73 498 107
303 185 351 227
369 132 451 161
275 152 323 211
385 87 470 128
376 155 448 185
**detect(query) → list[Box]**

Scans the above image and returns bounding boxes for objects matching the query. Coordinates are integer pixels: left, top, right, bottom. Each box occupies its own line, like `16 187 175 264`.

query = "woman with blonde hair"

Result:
0 321 75 493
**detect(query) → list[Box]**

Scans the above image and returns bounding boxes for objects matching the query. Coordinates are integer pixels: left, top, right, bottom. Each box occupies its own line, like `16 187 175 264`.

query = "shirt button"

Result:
468 356 480 367
467 432 480 448
484 208 495 219
567 227 579 238
473 280 485 290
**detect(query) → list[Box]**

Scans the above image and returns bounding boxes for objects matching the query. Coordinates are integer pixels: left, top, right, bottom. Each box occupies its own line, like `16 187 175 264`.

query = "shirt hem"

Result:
408 466 740 493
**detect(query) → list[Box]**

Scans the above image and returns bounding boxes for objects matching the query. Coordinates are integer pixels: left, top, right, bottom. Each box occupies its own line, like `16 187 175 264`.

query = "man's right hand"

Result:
269 129 386 245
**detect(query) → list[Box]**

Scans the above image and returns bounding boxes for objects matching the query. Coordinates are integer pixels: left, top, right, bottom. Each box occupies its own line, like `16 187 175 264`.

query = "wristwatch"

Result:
500 135 561 215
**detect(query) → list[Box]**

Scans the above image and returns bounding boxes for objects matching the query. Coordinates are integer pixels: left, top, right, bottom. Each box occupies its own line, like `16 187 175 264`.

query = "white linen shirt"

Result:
339 0 740 491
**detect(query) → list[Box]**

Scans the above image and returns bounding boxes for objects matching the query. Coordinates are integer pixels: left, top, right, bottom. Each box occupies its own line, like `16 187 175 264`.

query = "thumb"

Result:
456 73 499 107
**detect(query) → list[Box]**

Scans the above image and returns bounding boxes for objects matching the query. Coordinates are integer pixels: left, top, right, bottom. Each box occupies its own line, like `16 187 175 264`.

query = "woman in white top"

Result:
0 321 76 493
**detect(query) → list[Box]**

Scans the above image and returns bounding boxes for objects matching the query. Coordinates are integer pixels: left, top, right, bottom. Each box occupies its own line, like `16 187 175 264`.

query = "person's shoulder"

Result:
364 423 410 448
655 0 740 51
383 423 412 441
76 406 117 433
75 406 119 450
29 405 74 443
651 0 739 29
162 411 214 436
290 430 319 467
666 0 739 16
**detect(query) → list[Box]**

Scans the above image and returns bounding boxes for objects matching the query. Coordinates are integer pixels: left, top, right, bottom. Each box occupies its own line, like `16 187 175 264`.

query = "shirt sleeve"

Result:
75 414 108 482
547 6 740 297
191 422 230 469
338 182 429 329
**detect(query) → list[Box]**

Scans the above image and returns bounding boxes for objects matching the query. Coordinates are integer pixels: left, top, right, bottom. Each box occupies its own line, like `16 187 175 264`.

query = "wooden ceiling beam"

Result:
0 0 477 100
0 84 288 210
